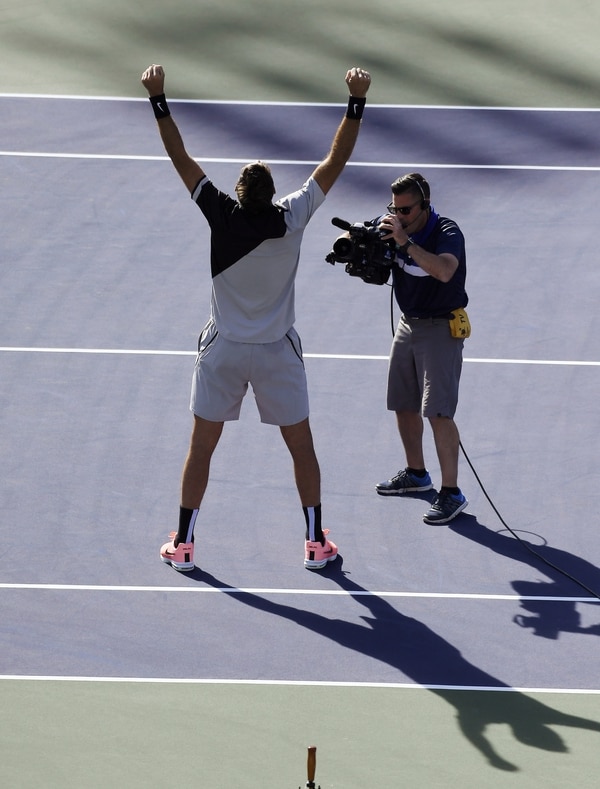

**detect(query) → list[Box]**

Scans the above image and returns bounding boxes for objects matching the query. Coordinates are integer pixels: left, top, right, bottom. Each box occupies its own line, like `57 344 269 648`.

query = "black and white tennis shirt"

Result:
191 175 326 344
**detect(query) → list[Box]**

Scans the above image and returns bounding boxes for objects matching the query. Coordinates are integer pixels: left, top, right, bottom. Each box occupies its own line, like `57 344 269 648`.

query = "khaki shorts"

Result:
387 315 464 418
190 321 309 426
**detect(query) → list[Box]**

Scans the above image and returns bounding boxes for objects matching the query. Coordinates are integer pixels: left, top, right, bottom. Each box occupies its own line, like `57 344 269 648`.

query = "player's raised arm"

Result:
141 64 205 193
312 67 371 195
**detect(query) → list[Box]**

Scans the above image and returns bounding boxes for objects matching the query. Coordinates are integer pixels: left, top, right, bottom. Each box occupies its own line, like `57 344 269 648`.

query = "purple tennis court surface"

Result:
1 96 599 695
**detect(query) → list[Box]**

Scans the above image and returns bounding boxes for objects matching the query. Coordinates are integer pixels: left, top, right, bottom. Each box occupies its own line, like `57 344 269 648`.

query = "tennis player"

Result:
141 63 371 571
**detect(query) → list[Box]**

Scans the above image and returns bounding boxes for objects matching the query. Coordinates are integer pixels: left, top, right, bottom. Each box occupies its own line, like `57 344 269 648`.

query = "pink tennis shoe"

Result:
160 532 195 572
161 530 337 572
304 529 338 570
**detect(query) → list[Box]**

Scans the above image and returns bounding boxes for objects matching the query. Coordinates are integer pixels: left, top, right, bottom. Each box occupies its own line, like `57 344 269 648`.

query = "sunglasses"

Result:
387 200 421 216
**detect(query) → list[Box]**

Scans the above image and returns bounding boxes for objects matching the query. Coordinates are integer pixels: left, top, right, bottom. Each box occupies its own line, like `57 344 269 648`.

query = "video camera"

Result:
325 217 395 285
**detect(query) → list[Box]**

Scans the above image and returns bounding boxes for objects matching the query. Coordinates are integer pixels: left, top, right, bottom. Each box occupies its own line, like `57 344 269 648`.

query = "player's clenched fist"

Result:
141 64 165 97
345 67 371 98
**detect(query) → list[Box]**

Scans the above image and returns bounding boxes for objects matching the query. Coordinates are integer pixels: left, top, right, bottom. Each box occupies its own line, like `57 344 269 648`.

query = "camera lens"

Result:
332 237 354 260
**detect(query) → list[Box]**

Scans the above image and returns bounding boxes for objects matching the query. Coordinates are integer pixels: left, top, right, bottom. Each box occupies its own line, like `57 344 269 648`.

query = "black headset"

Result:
405 174 430 210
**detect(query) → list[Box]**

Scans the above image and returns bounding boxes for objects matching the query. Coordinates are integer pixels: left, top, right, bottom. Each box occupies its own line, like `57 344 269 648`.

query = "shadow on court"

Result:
185 559 600 773
449 518 600 640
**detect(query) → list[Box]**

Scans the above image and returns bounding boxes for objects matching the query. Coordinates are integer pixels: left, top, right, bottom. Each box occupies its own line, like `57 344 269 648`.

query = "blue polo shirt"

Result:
390 209 468 318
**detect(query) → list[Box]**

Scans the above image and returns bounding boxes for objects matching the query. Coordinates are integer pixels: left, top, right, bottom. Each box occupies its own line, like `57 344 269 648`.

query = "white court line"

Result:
0 346 196 356
0 675 598 694
0 346 598 366
2 150 600 172
3 93 600 111
0 583 596 603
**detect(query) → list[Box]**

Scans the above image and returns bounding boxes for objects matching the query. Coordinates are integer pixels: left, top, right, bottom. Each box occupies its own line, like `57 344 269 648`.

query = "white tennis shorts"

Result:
190 321 310 426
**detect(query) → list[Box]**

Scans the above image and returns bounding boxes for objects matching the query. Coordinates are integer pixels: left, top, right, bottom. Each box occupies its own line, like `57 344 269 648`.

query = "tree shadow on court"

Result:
449 515 600 640
196 561 600 773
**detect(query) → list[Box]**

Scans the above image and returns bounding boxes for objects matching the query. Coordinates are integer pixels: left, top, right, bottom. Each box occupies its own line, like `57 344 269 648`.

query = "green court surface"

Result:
2 680 600 788
1 0 599 106
2 1 600 787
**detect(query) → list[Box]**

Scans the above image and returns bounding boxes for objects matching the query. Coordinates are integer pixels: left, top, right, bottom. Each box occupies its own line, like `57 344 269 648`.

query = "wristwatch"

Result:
397 239 414 256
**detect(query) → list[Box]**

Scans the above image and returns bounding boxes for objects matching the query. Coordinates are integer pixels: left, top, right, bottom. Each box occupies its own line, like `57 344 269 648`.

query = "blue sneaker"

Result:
423 490 468 524
376 468 433 496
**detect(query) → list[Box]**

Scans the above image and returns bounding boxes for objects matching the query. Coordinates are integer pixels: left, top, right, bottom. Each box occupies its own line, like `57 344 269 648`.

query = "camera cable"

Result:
458 439 600 600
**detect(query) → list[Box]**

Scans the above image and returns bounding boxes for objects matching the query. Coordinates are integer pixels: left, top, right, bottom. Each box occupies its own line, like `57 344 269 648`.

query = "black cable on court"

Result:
459 439 600 601
387 284 600 601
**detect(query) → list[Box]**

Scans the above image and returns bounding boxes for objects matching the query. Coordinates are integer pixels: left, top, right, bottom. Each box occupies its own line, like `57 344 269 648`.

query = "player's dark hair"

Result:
235 161 276 212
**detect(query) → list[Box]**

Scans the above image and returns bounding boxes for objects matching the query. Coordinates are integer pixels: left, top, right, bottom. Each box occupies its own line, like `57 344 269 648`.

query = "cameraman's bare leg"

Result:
280 418 321 506
396 410 426 470
429 415 460 488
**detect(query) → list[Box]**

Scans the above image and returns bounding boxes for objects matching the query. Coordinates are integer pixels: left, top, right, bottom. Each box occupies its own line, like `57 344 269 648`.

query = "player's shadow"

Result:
449 515 600 640
194 560 600 773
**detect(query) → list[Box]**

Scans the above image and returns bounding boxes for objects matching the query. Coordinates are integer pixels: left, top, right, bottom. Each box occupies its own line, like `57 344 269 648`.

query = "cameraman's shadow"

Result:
449 515 600 640
193 558 600 772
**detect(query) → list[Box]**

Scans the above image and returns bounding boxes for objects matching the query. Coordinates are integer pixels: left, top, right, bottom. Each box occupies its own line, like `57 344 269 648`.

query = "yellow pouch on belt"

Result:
449 307 471 338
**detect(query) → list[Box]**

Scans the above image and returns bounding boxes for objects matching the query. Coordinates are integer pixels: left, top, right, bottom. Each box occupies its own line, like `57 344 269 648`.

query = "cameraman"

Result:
374 173 469 524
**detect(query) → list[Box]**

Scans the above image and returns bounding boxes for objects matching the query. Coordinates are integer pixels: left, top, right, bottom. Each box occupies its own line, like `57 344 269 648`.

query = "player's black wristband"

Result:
149 93 170 120
346 96 366 120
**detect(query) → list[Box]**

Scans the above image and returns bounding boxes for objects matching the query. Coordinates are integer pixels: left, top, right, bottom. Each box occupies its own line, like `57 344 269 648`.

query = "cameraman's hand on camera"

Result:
378 213 460 282
345 67 371 97
378 213 409 246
